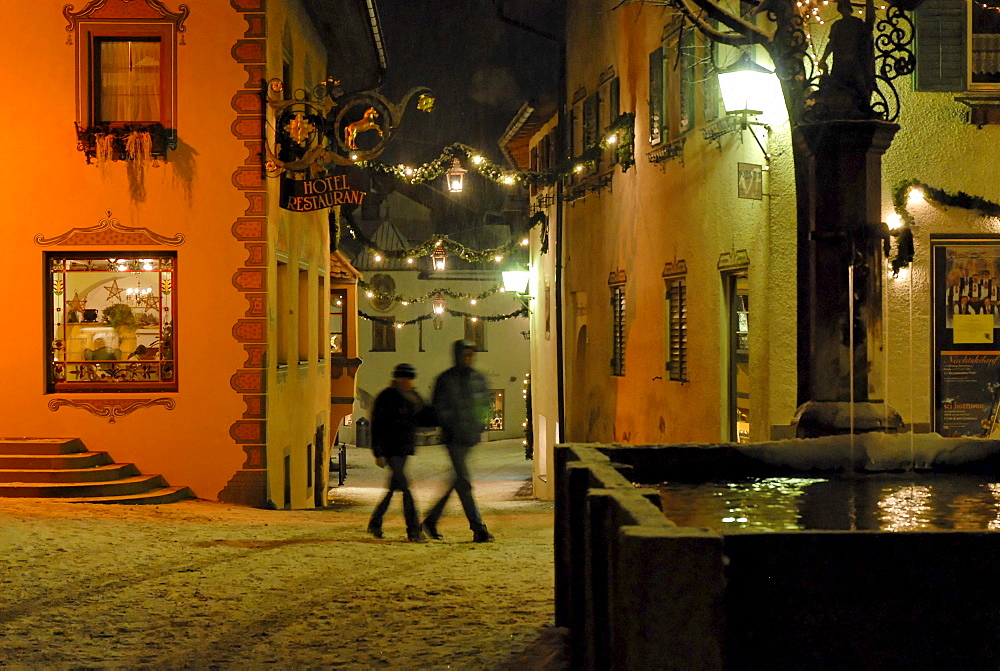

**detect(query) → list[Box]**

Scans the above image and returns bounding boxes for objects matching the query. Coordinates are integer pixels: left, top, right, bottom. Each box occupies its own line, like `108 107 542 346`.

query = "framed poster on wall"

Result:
932 238 1000 437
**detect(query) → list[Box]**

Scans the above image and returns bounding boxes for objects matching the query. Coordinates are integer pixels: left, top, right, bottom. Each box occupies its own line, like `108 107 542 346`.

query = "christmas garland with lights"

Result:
891 179 1000 274
359 281 505 305
358 113 636 186
360 306 528 326
338 211 546 265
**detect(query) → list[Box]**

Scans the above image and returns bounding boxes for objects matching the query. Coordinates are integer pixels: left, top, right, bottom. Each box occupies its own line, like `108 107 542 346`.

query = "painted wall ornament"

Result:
264 79 434 177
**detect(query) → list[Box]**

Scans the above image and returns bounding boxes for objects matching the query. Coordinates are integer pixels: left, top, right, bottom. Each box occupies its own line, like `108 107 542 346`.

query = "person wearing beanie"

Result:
368 362 435 542
422 340 494 543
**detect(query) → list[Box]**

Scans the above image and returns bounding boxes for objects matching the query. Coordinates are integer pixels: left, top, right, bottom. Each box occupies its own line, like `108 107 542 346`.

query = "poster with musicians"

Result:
933 240 1000 437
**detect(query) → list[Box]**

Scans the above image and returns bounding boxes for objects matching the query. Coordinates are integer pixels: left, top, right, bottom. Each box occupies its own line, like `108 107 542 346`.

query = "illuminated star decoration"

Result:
66 291 87 314
139 293 161 313
417 93 435 112
104 279 124 303
284 113 315 146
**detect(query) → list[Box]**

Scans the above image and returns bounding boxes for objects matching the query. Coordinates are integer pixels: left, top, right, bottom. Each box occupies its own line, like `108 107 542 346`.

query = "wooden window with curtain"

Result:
95 38 162 124
372 317 396 352
80 23 176 130
464 318 486 351
913 0 1000 91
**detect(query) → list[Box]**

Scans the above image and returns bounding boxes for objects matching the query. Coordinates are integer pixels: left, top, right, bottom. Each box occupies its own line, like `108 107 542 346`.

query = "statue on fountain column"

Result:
809 0 879 120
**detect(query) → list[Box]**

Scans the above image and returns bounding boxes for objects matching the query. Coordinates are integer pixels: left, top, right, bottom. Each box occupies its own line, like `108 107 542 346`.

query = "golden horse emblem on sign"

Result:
343 107 384 150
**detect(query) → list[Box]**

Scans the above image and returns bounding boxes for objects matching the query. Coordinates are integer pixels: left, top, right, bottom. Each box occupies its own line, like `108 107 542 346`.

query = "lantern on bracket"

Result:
432 245 447 271
446 158 467 193
432 292 446 330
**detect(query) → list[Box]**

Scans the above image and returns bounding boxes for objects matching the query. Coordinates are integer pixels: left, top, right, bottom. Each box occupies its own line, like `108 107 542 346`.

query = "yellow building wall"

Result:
562 0 799 446
261 2 333 509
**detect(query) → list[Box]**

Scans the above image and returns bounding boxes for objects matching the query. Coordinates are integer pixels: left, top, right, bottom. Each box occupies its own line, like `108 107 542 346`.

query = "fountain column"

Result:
793 120 903 437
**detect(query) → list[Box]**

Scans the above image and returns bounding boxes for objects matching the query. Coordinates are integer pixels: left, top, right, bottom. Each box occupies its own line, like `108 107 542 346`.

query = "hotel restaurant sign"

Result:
279 172 366 212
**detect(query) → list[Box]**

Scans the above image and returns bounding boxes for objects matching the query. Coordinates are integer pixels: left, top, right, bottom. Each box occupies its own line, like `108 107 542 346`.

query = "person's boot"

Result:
423 519 443 540
472 527 494 543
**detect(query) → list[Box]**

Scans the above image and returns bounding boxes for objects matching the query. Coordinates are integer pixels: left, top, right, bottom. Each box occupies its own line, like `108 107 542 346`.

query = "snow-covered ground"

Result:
0 439 565 668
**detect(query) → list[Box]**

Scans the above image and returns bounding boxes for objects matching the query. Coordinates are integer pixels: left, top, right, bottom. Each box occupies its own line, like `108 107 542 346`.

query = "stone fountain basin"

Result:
557 438 1000 669
601 433 1000 484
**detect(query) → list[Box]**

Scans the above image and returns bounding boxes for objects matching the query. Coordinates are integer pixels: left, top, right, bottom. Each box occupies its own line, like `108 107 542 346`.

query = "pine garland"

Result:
890 179 1000 274
359 306 528 326
338 213 545 264
358 113 636 187
359 281 505 305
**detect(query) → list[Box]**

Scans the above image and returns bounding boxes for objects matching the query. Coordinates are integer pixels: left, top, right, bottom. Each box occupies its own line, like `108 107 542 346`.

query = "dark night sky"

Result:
376 1 563 166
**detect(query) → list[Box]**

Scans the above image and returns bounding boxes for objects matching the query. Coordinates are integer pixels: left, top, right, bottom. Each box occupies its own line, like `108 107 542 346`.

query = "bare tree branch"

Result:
675 0 772 44
671 1 761 48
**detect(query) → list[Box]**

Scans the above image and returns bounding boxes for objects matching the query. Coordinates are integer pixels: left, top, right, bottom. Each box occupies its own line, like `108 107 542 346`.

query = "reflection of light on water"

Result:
877 486 931 531
715 478 825 530
988 484 1000 530
658 476 1000 531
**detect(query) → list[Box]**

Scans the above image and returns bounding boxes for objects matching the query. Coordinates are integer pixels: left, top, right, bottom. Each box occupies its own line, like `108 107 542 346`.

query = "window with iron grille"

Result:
666 279 688 381
372 316 396 352
611 284 626 376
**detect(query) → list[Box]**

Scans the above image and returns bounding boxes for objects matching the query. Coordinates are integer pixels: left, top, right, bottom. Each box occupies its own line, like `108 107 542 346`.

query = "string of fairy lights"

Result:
791 0 895 75
359 281 506 305
343 114 633 327
339 218 537 266
357 113 636 187
360 306 528 328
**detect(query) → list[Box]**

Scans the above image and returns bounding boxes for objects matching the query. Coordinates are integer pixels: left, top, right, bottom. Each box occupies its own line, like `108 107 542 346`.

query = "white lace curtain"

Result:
973 34 1000 76
99 40 161 123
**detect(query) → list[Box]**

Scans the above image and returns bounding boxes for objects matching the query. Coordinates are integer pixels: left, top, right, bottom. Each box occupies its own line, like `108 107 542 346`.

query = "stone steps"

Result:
0 438 193 504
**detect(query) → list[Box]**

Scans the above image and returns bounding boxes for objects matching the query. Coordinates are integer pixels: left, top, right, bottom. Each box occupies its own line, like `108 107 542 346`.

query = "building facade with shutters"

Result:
552 0 797 449
0 0 381 508
544 0 1000 453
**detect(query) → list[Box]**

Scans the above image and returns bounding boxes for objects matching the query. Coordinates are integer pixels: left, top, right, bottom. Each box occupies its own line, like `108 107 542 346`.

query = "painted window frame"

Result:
46 251 178 393
75 21 179 133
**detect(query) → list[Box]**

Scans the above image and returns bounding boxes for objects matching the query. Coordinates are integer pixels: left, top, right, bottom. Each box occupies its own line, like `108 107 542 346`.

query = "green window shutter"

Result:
914 0 967 92
584 92 600 148
608 77 620 121
649 47 664 145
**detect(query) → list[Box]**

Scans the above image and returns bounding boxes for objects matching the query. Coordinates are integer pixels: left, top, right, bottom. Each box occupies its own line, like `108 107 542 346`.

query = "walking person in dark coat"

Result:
422 340 494 543
368 363 435 543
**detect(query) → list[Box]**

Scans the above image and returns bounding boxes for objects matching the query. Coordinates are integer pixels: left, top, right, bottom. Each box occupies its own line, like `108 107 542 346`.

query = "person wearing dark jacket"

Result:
422 340 494 543
368 363 434 542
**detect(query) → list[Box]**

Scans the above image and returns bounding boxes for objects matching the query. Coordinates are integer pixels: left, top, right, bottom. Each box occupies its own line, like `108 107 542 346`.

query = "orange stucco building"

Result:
0 0 380 507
